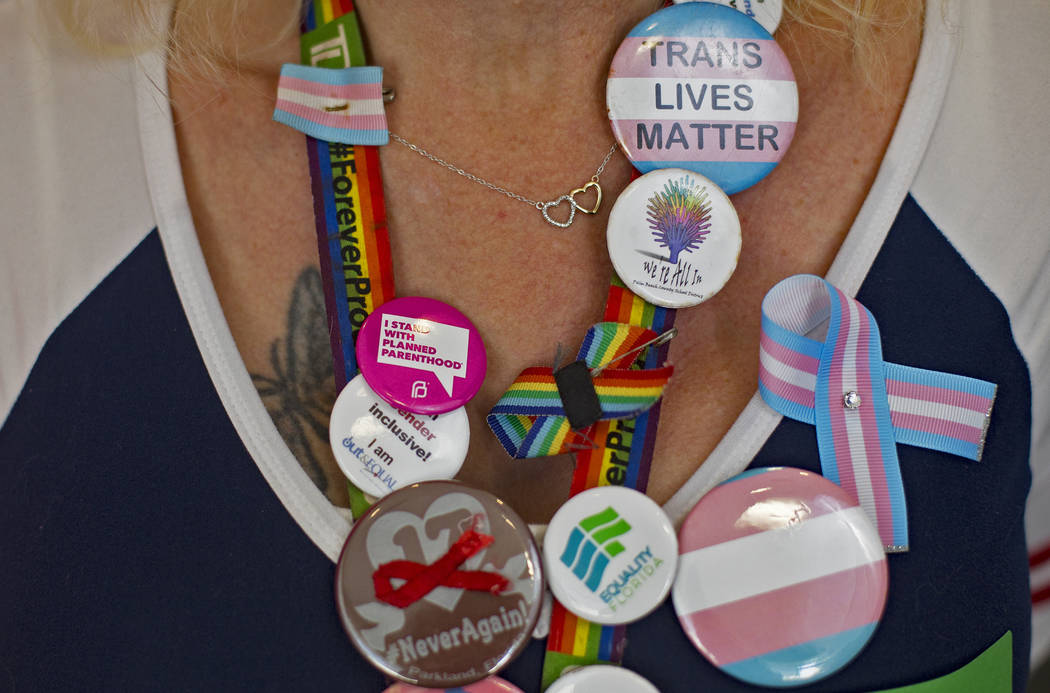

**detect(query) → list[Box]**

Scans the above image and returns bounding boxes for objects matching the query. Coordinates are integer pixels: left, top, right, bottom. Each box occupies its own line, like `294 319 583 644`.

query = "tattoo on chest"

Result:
250 267 338 494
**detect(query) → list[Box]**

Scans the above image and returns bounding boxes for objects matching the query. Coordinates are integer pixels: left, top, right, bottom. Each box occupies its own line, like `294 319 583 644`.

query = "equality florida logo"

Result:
558 506 632 592
559 505 666 612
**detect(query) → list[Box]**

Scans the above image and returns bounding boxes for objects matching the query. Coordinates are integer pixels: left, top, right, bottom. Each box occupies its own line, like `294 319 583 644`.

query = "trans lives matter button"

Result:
382 675 524 693
673 467 888 688
607 2 798 194
336 481 544 688
607 168 741 309
543 486 677 625
546 665 660 693
329 374 469 498
356 296 487 415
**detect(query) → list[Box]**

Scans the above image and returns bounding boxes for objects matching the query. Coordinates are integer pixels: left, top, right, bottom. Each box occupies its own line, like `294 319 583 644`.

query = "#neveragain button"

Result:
382 675 524 693
546 665 659 693
607 168 741 309
543 487 677 625
357 297 487 415
329 374 469 498
336 481 543 688
607 2 798 194
673 467 888 688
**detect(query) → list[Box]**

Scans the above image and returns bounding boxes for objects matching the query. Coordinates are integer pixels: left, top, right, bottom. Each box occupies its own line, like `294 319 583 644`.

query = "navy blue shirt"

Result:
1 197 1031 691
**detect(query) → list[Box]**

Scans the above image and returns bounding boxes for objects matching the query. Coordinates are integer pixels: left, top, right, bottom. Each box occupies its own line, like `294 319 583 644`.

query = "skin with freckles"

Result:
169 0 920 522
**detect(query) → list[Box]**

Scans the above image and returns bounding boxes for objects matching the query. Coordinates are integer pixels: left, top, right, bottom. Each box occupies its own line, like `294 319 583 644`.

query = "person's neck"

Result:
354 1 661 99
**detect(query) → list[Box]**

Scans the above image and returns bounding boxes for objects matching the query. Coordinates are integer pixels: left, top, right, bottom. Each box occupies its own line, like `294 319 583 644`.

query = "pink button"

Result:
382 676 524 693
672 467 888 687
356 297 487 415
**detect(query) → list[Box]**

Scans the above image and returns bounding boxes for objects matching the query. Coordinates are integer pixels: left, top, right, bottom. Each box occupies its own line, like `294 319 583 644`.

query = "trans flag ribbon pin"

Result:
758 275 998 551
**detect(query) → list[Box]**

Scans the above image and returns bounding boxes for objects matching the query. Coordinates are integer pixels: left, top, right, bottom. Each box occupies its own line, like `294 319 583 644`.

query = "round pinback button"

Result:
672 0 783 35
607 2 798 194
673 467 888 688
607 168 741 309
356 297 487 415
382 675 525 693
543 487 677 625
546 665 659 693
336 481 543 688
329 374 469 498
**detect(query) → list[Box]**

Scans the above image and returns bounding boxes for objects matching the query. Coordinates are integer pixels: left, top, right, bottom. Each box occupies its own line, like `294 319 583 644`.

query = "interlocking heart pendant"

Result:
541 195 576 228
570 181 602 215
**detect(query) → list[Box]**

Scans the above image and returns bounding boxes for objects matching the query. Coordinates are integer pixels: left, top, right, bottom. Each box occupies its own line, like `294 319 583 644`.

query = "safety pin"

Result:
589 327 678 376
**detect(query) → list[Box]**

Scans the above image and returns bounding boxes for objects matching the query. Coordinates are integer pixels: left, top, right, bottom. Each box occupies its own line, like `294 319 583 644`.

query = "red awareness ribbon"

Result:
372 527 510 609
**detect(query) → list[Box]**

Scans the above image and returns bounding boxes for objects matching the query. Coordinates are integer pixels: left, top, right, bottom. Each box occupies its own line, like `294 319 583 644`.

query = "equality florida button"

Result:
335 481 544 688
356 296 487 415
672 467 888 688
329 374 469 499
543 486 677 625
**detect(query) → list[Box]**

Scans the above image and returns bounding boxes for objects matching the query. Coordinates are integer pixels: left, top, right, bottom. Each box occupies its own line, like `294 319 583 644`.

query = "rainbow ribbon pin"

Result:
488 322 674 459
759 275 997 551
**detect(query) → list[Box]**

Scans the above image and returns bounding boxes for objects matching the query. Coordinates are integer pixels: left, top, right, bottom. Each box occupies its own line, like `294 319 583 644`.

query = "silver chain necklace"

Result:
389 133 619 228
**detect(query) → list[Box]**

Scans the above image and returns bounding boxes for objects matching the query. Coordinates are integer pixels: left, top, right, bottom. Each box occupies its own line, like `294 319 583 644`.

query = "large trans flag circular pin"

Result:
673 467 888 687
607 2 798 194
356 297 487 415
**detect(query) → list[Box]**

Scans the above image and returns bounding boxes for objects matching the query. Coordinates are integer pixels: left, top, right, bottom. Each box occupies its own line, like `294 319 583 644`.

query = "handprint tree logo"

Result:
646 175 713 265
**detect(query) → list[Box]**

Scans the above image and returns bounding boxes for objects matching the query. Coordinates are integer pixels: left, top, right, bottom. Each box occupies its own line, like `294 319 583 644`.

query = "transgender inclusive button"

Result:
673 467 888 688
607 2 798 194
329 374 469 498
357 297 487 415
336 481 543 688
544 487 677 625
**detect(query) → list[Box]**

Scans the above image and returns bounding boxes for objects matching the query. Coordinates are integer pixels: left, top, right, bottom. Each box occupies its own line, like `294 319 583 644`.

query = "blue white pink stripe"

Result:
758 275 996 551
274 64 388 145
673 468 887 687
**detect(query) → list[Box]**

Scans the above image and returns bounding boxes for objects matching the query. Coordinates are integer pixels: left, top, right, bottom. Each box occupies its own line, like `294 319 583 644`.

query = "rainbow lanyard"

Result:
298 1 670 686
301 1 394 392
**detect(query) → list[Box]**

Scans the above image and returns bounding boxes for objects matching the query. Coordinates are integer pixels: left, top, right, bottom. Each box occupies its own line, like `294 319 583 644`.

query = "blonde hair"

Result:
53 0 921 81
52 0 301 78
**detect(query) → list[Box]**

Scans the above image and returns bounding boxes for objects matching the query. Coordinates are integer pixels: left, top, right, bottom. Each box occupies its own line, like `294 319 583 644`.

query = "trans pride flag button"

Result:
673 467 888 687
382 676 524 693
543 487 677 625
329 374 469 499
607 2 797 194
